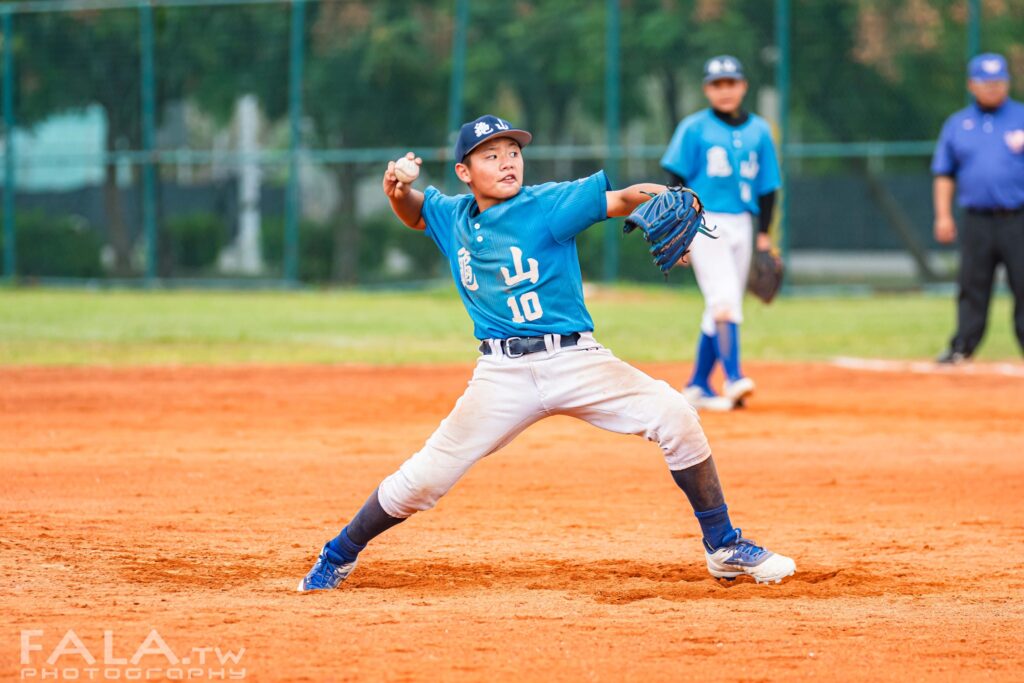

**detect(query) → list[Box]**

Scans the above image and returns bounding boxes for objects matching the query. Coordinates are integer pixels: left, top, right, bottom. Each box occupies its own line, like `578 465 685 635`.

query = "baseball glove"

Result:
747 248 784 303
623 186 716 274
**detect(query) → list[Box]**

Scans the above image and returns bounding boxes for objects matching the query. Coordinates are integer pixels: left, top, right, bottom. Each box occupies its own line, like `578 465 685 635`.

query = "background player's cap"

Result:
968 53 1009 82
703 55 745 83
454 115 533 162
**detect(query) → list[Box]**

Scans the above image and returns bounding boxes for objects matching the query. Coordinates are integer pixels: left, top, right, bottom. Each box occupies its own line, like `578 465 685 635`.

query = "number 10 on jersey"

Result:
507 292 542 322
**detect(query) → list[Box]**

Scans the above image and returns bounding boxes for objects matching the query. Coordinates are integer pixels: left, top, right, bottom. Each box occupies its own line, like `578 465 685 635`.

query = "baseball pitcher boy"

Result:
661 55 782 411
298 114 795 591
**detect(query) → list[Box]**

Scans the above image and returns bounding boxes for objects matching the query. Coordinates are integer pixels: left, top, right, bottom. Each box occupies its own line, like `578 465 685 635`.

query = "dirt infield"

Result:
2 361 1023 681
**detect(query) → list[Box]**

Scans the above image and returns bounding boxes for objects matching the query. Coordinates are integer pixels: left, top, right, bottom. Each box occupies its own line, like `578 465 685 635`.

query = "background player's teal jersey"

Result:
421 171 610 340
660 110 781 215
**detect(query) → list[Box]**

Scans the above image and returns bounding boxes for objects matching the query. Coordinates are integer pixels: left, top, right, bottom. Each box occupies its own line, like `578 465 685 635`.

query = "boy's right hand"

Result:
383 152 422 199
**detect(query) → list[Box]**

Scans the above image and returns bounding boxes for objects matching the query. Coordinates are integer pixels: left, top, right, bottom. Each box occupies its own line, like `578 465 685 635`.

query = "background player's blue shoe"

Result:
297 545 358 592
704 531 796 584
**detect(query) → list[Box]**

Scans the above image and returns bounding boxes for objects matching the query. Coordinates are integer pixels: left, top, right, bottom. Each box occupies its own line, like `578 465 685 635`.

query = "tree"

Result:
13 8 199 275
11 3 295 276
463 1 603 145
303 0 448 283
620 0 770 137
167 2 294 124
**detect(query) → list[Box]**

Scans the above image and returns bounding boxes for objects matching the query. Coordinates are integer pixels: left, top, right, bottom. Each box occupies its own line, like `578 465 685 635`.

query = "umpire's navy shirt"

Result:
931 98 1024 210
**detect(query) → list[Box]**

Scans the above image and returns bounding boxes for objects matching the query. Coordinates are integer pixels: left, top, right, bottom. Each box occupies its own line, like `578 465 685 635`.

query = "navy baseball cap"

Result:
454 115 532 162
703 55 745 83
968 53 1009 82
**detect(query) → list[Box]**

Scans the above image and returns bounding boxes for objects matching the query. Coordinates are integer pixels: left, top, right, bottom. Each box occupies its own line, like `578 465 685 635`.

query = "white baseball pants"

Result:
377 334 712 518
690 211 753 335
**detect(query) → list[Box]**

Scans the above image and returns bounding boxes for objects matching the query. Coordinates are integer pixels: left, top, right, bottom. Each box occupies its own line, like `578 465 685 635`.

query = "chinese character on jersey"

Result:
458 247 479 291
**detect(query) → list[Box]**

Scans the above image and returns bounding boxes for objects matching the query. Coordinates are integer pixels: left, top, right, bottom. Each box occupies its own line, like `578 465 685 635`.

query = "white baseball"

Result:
394 157 420 184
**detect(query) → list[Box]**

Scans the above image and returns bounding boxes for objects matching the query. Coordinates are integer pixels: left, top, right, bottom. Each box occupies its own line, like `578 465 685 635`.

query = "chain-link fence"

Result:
1 0 1021 287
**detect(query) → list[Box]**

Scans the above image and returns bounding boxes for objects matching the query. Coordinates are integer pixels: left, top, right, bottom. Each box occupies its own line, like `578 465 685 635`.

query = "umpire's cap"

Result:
703 55 745 83
454 115 533 162
968 53 1009 82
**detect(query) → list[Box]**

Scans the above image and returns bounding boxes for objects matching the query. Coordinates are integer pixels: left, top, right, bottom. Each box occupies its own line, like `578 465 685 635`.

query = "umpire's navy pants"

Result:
950 209 1024 355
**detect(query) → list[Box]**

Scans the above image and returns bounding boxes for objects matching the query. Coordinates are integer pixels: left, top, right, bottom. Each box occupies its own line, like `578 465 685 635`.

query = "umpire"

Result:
932 53 1024 364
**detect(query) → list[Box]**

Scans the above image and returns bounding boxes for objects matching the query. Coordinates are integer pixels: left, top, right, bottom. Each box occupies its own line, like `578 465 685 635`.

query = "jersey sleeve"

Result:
543 171 612 243
757 123 782 195
420 186 461 258
931 117 958 177
660 120 700 181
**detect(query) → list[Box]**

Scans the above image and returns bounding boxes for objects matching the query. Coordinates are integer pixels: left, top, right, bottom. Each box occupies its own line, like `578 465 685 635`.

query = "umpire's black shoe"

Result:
936 349 970 365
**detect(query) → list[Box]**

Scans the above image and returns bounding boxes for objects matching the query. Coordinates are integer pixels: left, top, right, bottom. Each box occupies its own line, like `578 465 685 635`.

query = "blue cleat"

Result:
704 531 796 584
297 545 358 592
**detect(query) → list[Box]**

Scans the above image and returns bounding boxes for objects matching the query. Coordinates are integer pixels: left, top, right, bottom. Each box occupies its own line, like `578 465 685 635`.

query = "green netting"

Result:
1 0 1023 286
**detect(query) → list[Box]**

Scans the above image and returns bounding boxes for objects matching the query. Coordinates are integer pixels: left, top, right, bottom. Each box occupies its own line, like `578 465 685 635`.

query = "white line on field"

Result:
831 356 1024 378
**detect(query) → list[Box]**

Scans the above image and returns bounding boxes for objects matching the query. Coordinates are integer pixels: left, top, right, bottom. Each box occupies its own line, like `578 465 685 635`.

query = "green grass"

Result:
0 286 1018 365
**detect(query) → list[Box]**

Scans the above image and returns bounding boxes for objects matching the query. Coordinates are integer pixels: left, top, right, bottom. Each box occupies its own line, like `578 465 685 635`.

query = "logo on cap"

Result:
982 59 1002 74
708 58 738 75
703 55 744 83
473 118 511 138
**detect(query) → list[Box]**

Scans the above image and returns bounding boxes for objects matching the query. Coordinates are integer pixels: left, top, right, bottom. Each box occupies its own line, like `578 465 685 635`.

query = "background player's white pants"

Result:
377 334 712 518
690 211 753 335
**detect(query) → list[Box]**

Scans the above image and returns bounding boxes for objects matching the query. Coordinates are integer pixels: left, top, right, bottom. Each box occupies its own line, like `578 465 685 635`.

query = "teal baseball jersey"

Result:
660 109 781 214
421 171 610 340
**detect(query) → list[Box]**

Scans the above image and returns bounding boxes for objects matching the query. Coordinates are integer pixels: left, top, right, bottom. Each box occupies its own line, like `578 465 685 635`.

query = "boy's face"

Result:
703 78 748 114
455 137 524 203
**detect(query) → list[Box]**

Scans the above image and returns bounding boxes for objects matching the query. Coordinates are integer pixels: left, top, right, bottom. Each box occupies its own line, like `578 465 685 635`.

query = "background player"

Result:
298 114 795 591
660 55 781 411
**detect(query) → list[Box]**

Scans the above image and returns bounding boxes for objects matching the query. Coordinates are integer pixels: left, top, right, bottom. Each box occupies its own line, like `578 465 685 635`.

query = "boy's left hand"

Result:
623 186 715 275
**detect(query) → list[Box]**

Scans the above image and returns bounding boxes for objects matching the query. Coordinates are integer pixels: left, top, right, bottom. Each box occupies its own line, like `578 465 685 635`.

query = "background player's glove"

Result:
623 186 716 274
747 248 784 304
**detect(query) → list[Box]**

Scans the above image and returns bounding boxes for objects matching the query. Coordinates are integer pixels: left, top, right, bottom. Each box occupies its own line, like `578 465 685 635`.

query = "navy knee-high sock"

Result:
326 488 405 563
694 504 739 551
670 458 738 551
714 321 743 383
686 332 718 392
325 527 365 564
